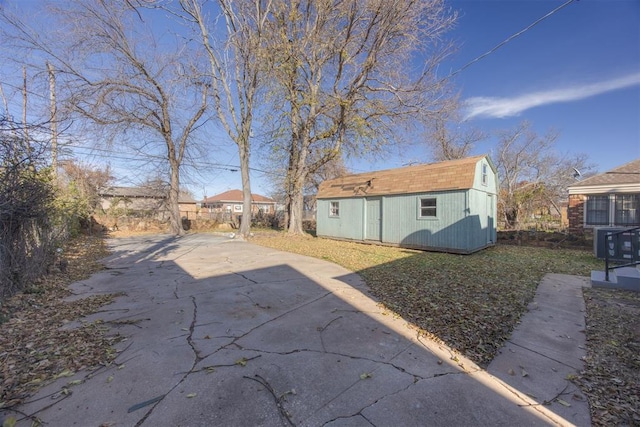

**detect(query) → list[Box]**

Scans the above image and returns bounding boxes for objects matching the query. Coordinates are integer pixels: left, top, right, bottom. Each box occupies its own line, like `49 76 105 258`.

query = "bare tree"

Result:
425 99 487 161
177 0 271 238
262 0 456 234
58 160 112 213
494 121 592 229
1 0 209 235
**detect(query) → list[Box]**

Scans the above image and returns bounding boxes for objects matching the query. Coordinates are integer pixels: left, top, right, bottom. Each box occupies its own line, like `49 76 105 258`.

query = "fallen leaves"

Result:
574 287 640 426
0 235 122 409
252 235 600 367
252 232 638 424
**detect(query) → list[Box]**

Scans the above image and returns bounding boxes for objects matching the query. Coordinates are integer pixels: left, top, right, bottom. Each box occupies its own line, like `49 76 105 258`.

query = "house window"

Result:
615 194 639 226
419 197 437 218
234 204 242 212
586 195 609 225
481 163 488 186
329 201 340 217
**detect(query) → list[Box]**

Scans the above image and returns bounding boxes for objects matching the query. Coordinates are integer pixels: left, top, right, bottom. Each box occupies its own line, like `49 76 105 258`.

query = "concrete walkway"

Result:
488 274 591 426
2 234 591 426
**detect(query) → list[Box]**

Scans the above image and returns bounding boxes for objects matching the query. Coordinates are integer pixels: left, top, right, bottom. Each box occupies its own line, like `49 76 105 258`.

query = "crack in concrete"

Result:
506 340 580 370
231 346 429 382
317 316 343 352
134 296 202 426
214 291 334 353
234 271 259 284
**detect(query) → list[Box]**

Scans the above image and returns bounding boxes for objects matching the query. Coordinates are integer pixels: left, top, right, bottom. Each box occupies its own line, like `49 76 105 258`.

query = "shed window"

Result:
329 201 340 217
586 195 609 225
615 194 639 226
419 197 437 218
481 164 488 186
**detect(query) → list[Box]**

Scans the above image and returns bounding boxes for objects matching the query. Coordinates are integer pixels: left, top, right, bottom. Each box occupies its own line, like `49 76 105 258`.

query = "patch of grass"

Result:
251 234 601 366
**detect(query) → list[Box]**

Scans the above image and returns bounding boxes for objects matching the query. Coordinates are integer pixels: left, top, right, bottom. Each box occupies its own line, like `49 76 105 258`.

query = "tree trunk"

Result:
287 182 305 235
239 141 251 238
168 159 184 236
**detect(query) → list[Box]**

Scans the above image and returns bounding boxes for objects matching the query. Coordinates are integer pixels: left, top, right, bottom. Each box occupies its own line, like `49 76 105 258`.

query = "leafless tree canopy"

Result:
425 98 487 162
1 0 210 235
177 0 272 237
260 0 457 234
494 121 593 229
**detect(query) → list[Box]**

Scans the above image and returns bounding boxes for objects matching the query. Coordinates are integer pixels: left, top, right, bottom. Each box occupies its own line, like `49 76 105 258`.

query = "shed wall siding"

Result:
381 191 469 250
317 198 365 240
316 156 498 253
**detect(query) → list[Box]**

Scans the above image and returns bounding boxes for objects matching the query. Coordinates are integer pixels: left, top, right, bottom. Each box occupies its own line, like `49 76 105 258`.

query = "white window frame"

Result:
329 201 340 217
614 194 640 226
585 195 610 226
481 163 488 186
418 197 437 219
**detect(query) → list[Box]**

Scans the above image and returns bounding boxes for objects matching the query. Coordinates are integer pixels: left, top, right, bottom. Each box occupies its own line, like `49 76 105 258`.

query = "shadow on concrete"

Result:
3 234 576 426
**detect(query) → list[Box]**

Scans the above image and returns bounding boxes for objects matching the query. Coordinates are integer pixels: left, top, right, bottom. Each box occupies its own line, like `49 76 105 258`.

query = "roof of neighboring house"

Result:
99 186 196 203
99 186 164 198
568 159 640 190
202 189 275 204
317 155 492 199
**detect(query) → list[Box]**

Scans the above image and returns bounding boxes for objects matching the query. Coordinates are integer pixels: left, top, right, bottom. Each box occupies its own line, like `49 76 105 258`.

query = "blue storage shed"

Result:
316 155 498 254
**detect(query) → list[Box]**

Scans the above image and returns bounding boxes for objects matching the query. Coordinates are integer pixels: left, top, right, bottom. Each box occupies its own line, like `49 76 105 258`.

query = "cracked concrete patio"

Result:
5 233 580 426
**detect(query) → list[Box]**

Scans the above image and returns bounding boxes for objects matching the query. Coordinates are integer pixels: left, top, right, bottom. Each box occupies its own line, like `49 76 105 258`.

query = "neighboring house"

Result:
316 155 498 254
567 158 640 233
202 190 276 215
178 193 198 217
99 186 165 213
99 186 198 217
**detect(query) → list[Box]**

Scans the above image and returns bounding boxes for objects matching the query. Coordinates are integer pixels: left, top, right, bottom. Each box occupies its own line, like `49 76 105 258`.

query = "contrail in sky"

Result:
464 72 640 119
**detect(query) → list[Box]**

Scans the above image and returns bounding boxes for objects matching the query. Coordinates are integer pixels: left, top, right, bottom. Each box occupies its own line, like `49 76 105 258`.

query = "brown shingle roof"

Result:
317 155 489 199
569 159 640 188
203 189 275 203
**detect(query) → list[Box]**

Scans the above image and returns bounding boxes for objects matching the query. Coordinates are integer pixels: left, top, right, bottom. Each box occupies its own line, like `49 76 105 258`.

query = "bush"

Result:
0 123 61 300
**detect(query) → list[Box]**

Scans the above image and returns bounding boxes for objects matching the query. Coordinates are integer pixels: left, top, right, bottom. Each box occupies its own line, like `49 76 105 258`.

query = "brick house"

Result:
201 189 276 215
98 186 197 218
567 159 640 233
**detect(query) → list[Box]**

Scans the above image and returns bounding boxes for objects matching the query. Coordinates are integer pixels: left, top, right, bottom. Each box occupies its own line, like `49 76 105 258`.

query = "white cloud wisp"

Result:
464 72 640 119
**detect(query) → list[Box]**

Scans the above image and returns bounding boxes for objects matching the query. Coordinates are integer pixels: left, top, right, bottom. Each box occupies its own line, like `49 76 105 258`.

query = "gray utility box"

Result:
594 227 640 262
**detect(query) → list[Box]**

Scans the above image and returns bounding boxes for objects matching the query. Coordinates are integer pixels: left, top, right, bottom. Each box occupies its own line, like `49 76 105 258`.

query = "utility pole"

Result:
47 62 58 179
22 66 30 152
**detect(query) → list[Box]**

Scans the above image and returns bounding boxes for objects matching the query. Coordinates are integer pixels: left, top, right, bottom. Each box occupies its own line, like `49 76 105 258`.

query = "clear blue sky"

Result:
216 0 640 198
2 0 638 199
344 0 640 173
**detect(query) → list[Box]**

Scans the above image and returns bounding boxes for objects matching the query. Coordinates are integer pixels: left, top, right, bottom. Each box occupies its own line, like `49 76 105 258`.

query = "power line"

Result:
447 0 576 79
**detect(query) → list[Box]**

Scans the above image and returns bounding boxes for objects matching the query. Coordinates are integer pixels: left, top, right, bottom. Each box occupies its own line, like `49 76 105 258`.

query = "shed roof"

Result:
203 189 275 204
317 155 490 199
568 159 640 189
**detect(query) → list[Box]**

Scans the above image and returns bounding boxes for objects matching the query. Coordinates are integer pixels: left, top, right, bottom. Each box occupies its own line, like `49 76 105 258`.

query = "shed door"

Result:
365 198 382 241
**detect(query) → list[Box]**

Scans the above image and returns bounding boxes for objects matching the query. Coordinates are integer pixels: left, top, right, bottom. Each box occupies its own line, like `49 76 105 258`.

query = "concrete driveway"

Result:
6 234 579 426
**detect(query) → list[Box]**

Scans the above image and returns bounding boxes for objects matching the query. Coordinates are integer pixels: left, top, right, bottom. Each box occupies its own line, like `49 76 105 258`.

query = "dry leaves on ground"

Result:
252 232 638 424
0 235 121 409
576 288 640 426
251 233 600 366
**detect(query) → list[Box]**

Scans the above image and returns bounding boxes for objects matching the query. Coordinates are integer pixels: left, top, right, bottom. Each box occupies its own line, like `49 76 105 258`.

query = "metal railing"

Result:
605 226 640 281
